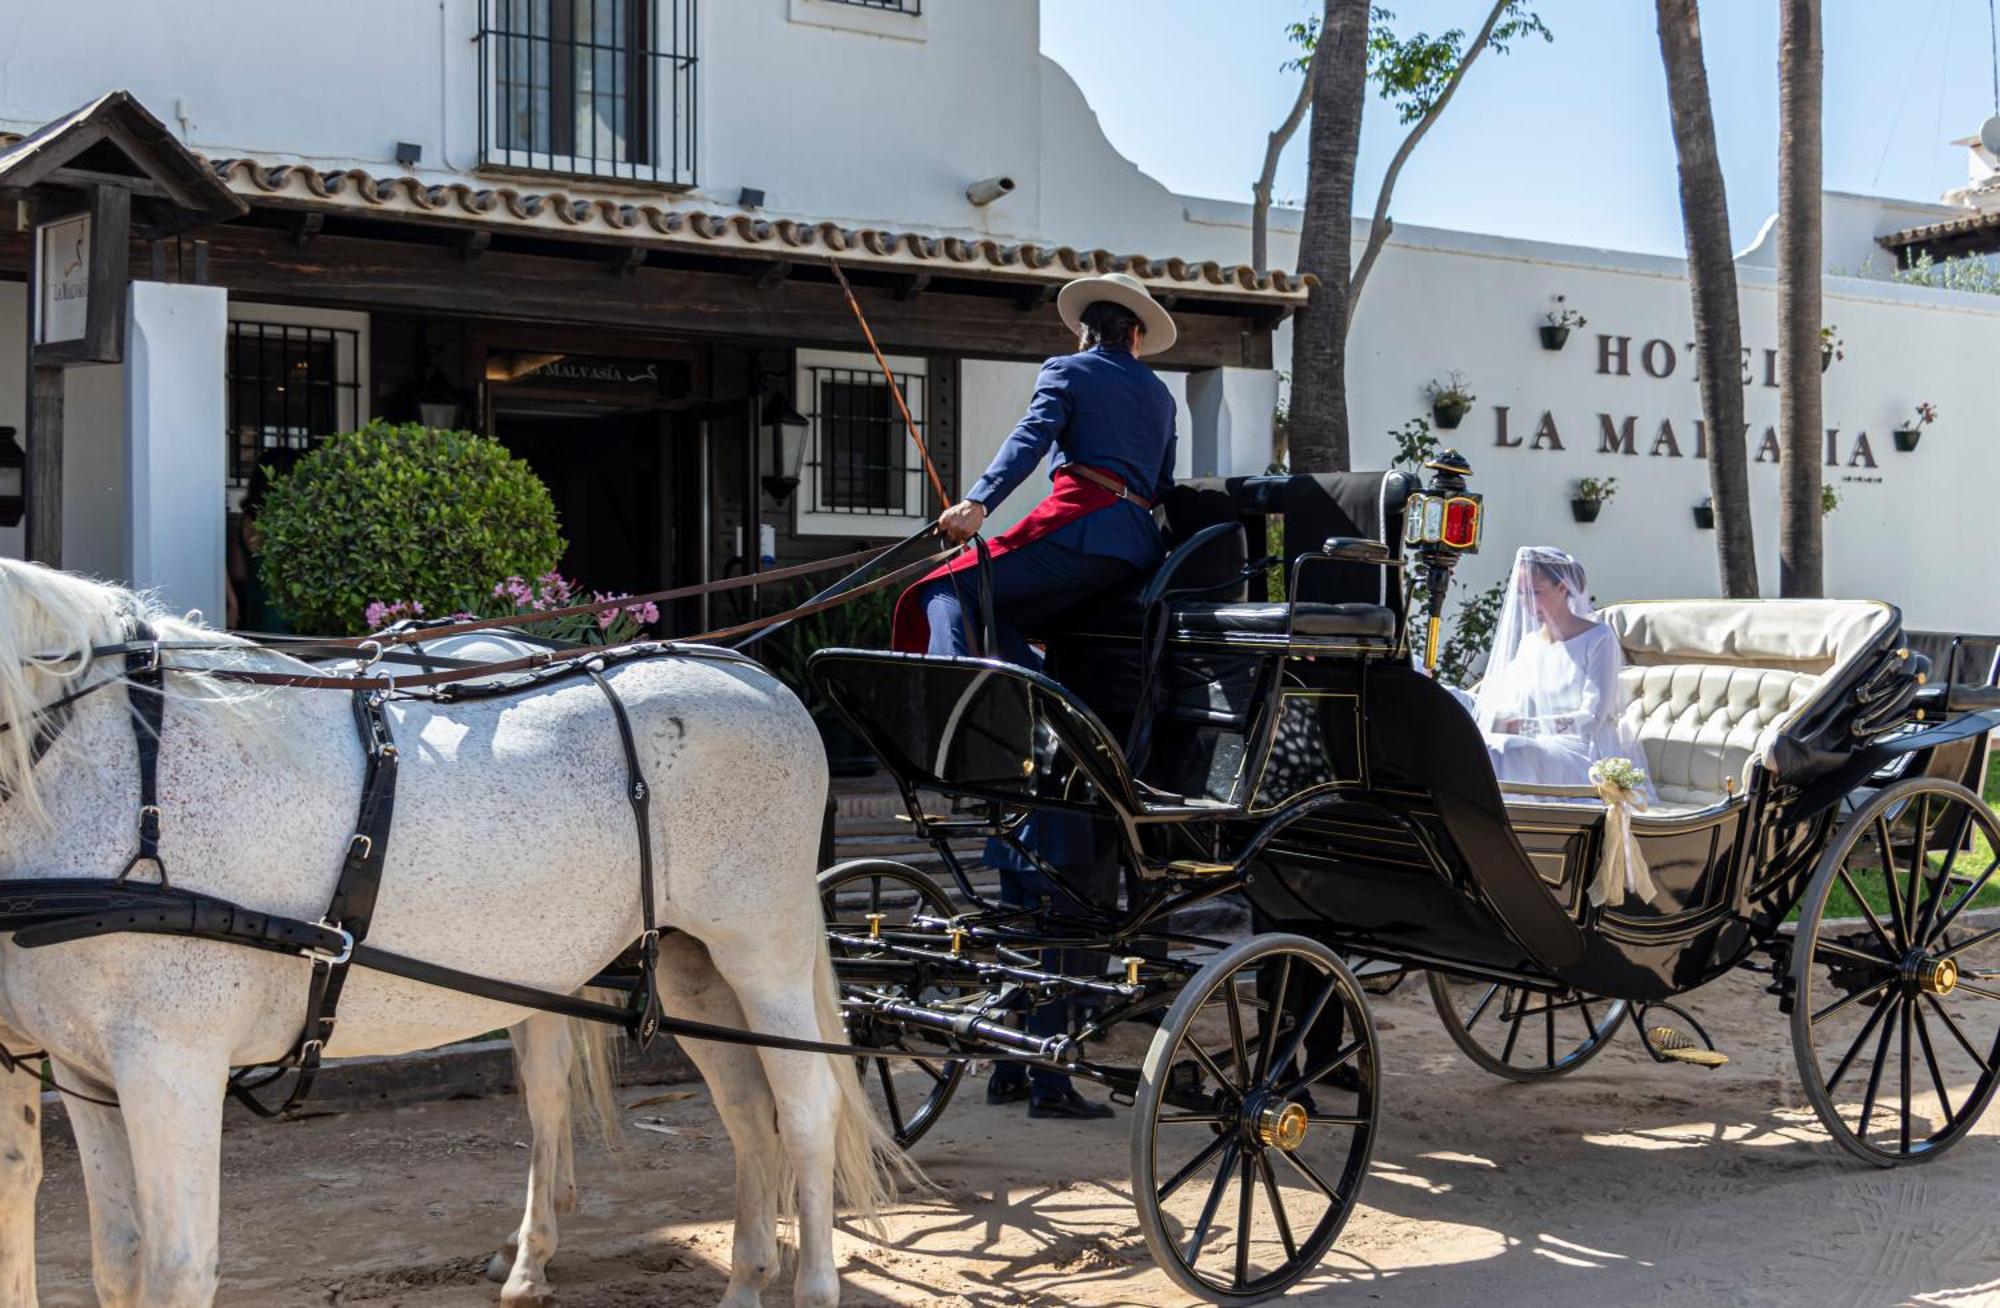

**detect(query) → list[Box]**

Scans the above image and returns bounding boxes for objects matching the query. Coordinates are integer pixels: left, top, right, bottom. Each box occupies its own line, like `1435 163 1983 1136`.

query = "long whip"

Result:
827 257 951 510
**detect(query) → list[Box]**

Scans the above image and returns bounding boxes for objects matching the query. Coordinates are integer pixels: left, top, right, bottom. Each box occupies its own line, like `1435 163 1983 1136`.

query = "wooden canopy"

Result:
0 90 247 235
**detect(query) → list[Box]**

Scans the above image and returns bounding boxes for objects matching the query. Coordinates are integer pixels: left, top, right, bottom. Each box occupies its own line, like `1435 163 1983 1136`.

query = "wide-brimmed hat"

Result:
1057 272 1178 357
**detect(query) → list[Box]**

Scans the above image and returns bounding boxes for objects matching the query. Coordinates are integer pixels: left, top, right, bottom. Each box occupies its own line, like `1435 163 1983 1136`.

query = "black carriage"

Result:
808 456 2000 1301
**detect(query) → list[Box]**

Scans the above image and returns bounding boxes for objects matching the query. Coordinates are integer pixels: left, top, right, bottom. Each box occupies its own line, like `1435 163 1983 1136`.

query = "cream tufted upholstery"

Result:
1595 599 1897 813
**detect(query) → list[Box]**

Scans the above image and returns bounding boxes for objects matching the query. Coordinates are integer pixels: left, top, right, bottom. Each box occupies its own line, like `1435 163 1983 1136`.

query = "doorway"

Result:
493 402 688 601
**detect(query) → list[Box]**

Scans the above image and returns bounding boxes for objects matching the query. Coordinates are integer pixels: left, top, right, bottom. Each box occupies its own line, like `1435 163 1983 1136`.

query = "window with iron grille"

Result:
226 322 361 494
478 0 698 186
824 0 920 11
794 350 930 535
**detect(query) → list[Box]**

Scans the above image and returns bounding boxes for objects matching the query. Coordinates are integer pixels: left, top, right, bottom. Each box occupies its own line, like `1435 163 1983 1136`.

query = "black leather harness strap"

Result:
228 689 399 1117
585 666 664 1048
117 620 168 885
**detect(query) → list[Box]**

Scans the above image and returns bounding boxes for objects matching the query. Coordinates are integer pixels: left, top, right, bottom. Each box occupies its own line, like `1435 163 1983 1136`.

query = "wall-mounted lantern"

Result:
760 385 810 502
0 428 24 527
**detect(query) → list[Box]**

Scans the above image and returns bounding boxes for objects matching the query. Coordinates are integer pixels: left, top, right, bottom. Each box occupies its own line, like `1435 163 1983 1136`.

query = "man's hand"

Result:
938 499 987 543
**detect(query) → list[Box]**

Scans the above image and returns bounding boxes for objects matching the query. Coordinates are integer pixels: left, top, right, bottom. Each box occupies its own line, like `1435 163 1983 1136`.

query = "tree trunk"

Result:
1348 0 1511 322
1777 0 1824 597
1253 71 1313 276
1287 0 1371 474
1655 0 1757 597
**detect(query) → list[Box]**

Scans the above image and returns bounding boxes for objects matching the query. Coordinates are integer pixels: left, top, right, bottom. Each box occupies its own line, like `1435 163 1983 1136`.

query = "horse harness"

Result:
0 625 947 1117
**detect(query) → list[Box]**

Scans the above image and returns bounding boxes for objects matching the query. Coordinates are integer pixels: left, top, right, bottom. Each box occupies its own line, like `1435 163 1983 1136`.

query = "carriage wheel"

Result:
1131 934 1378 1301
1790 777 2000 1166
1427 972 1629 1081
818 860 967 1150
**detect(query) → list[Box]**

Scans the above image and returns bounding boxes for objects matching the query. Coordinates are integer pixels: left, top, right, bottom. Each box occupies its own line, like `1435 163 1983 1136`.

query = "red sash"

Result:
889 466 1120 652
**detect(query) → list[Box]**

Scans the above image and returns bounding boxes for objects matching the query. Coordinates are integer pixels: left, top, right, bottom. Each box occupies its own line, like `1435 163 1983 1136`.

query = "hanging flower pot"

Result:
1570 477 1616 525
1432 398 1471 429
1892 427 1922 452
1539 325 1570 351
1692 501 1714 529
1571 498 1602 524
1424 371 1475 432
1892 403 1935 452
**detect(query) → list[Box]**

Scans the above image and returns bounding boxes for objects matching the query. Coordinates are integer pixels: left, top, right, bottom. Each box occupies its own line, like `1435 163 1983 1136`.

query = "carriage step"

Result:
1646 1025 1730 1068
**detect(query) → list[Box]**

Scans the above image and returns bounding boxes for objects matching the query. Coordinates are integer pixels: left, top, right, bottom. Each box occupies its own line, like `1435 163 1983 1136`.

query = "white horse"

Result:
0 559 900 1307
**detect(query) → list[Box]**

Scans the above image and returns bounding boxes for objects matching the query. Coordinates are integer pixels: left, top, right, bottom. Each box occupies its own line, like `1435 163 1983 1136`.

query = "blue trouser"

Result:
923 537 1134 1097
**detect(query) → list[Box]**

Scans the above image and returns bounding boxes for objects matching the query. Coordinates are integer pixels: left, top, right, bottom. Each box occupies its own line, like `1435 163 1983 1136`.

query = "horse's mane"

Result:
0 558 310 827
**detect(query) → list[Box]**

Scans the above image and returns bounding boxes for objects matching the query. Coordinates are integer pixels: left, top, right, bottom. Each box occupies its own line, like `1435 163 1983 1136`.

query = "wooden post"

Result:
24 365 63 564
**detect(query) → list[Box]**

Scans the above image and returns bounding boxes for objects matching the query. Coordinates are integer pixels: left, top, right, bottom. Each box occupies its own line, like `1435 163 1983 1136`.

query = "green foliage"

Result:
257 421 564 636
1433 579 1506 686
760 581 897 712
1424 371 1475 405
1891 250 2000 295
1390 416 1438 470
1575 476 1619 505
1821 483 1840 516
1282 15 1318 71
1368 3 1550 125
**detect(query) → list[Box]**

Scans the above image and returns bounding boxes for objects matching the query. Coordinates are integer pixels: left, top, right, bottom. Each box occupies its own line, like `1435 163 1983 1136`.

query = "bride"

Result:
1464 546 1646 789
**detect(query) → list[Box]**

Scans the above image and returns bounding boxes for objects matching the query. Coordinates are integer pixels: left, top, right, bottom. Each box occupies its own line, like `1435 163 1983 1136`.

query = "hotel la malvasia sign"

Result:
1489 331 1883 486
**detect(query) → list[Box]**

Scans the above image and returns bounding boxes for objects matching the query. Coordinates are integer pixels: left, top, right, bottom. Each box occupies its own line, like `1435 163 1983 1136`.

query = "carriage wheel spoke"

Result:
1267 974 1339 1085
1913 1003 1956 1122
1922 993 1995 1075
1500 991 1525 1065
1464 982 1502 1030
1234 1143 1255 1288
1855 997 1900 1141
1951 981 2000 1003
1185 1040 1245 1100
1813 976 1893 1025
1813 938 1898 971
1899 994 1914 1154
1157 1131 1232 1204
1273 1141 1341 1201
1223 982 1252 1088
1158 1113 1231 1126
1578 996 1599 1043
1826 990 1896 1094
1183 1142 1240 1269
1254 957 1292 1087
1875 818 1910 953
1837 868 1902 960
1931 854 2000 945
875 1058 905 1136
1545 994 1557 1068
1904 796 1929 944
1939 925 2000 961
1280 1039 1366 1097
868 874 883 919
1256 1153 1298 1262
1305 1113 1370 1127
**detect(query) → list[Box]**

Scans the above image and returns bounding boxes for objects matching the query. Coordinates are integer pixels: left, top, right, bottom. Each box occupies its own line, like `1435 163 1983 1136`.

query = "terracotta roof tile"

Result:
1877 208 2000 250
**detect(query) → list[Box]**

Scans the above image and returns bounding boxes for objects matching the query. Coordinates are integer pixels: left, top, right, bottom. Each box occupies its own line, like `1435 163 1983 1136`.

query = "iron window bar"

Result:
477 0 698 187
821 0 921 11
801 365 927 518
225 323 361 492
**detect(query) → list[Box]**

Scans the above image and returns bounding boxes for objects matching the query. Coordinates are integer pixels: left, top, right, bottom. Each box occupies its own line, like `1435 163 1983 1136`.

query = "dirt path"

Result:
27 964 2000 1307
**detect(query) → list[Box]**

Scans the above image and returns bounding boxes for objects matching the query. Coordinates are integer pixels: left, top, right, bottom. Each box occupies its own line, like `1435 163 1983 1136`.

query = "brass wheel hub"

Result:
1918 956 1959 996
1255 1100 1309 1152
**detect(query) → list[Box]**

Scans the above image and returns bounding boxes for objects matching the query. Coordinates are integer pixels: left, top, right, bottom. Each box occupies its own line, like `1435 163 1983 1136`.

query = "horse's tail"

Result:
812 922 924 1228
569 988 623 1153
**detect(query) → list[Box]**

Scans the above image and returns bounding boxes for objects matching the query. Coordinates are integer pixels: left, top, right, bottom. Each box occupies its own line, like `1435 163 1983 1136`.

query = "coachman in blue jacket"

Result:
890 272 1180 1119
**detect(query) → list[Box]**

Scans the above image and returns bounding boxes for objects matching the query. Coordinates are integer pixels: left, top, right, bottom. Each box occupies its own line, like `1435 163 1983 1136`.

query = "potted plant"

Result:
1425 371 1475 430
1390 415 1438 471
1540 295 1586 350
1821 483 1840 517
1692 497 1714 530
1893 401 1936 452
1571 476 1617 524
1820 325 1844 373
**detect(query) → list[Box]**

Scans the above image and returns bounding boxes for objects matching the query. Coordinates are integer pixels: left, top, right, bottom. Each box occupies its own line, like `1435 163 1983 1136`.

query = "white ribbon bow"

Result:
1588 761 1660 908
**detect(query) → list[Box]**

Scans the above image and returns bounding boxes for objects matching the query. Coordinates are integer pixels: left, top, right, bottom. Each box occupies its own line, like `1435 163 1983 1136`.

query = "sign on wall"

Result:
34 212 92 345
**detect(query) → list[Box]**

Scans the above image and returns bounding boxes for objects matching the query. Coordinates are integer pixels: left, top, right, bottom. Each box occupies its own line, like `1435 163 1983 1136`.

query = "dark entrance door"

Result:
494 404 675 599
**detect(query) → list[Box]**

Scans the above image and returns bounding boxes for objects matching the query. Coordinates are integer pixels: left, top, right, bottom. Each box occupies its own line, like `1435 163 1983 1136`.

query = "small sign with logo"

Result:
486 351 693 397
35 213 92 346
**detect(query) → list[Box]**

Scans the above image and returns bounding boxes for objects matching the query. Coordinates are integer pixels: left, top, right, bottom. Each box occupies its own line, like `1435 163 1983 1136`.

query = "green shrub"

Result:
256 421 564 635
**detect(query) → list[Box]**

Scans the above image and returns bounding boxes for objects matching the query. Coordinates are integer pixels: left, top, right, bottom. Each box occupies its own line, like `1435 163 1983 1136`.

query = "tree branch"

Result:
1347 0 1511 323
1253 69 1315 275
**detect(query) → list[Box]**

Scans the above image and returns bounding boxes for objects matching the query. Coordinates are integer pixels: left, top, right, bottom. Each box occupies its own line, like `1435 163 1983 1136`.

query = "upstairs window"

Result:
825 0 920 10
479 0 697 186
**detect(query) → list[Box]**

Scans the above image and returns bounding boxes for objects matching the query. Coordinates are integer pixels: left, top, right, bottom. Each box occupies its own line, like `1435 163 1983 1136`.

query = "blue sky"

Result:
1040 1 2000 259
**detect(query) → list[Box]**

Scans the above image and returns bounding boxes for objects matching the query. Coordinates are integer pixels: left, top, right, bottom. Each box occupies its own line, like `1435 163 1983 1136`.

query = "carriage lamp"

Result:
1403 492 1483 552
760 385 810 503
0 427 22 528
1406 450 1483 672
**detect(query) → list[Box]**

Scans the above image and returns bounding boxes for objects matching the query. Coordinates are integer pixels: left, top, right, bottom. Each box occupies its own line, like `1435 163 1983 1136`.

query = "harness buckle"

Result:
137 805 162 842
306 927 355 967
347 833 374 862
137 643 161 675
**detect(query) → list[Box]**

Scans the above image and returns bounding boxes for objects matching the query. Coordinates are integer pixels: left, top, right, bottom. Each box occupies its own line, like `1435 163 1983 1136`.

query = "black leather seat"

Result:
1172 600 1396 640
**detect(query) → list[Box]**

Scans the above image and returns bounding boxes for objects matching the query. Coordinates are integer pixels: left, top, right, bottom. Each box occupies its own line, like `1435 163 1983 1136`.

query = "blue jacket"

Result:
967 345 1176 568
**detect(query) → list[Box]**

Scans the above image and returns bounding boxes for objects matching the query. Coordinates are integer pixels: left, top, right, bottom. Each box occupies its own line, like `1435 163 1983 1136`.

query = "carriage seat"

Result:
1173 600 1396 641
1601 599 1898 813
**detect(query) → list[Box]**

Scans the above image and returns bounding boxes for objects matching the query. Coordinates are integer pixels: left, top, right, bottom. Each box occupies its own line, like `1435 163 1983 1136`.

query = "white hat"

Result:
1056 272 1179 358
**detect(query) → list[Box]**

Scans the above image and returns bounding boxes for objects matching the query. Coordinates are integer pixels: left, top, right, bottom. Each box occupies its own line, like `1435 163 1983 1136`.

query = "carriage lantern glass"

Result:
0 426 23 528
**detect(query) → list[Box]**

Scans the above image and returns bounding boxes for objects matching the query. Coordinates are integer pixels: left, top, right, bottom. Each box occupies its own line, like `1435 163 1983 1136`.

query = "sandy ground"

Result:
25 963 2000 1308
